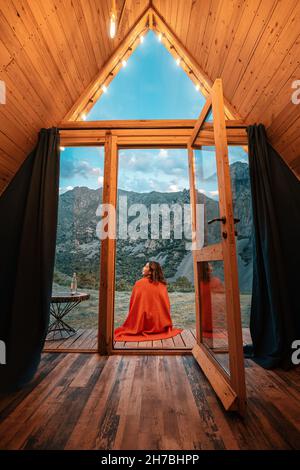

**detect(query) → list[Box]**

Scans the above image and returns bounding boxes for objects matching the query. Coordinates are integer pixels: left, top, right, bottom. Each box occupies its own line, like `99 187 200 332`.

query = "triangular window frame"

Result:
62 7 238 123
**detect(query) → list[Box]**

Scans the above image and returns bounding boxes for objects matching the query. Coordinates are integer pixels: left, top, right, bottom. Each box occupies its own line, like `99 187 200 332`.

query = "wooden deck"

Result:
44 328 197 351
113 328 197 350
0 353 299 450
44 328 252 352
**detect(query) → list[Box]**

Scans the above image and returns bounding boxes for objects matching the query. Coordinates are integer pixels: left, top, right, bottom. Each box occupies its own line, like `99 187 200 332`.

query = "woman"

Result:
114 261 182 342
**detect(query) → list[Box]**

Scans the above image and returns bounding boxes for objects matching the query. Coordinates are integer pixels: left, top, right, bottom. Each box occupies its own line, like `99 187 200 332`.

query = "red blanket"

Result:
114 277 182 342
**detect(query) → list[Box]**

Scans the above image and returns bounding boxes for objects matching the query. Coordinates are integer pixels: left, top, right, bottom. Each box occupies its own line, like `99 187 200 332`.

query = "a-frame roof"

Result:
1 0 300 194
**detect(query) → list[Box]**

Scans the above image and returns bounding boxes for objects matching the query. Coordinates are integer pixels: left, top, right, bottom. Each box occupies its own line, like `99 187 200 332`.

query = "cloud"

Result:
118 172 189 193
159 149 168 158
118 149 188 178
168 183 179 192
60 158 103 180
59 185 74 194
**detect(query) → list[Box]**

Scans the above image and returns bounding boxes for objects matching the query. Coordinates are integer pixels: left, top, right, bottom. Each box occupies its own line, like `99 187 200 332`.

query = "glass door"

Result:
188 79 246 414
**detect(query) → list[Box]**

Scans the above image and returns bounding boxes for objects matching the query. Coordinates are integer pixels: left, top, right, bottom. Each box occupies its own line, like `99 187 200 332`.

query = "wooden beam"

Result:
59 119 248 130
195 243 223 262
60 119 198 129
188 96 212 148
148 8 154 30
60 125 248 148
63 7 150 121
98 132 118 355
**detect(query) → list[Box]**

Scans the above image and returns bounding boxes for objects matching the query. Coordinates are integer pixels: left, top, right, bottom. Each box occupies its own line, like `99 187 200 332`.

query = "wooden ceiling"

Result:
1 0 300 194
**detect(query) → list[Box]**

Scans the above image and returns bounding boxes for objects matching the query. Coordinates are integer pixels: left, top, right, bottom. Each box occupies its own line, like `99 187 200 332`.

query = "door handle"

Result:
207 217 240 225
207 216 240 238
207 216 226 225
234 217 240 236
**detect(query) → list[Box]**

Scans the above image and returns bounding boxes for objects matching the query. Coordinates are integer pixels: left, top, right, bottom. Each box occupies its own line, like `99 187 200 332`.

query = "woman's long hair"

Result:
147 261 167 285
202 261 211 283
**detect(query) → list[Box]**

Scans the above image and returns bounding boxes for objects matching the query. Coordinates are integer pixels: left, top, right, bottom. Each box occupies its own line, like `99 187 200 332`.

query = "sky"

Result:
59 31 248 195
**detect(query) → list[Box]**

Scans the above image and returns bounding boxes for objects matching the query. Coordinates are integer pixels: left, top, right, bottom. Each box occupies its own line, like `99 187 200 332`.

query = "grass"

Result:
52 284 251 331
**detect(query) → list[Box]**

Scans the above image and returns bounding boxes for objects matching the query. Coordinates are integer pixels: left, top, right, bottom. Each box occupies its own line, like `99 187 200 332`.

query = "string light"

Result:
110 13 116 38
122 59 127 67
81 113 87 121
109 0 117 39
195 84 200 91
176 57 181 66
158 32 162 42
101 85 108 93
140 35 144 43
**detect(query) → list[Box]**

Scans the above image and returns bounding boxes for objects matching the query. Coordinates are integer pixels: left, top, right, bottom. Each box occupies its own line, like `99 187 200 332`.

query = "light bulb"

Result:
195 84 200 91
110 13 116 39
176 57 181 66
102 85 108 93
81 113 87 121
60 146 65 151
158 33 162 42
122 59 127 67
140 35 144 43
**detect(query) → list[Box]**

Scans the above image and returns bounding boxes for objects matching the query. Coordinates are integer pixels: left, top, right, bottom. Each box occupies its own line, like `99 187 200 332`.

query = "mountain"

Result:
54 161 253 293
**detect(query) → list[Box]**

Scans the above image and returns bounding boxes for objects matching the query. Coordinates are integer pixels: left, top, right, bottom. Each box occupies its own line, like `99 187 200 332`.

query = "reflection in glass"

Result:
199 260 229 373
195 145 252 345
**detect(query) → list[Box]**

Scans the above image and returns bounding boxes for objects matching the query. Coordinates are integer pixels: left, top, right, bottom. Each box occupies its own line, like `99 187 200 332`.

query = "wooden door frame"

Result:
187 79 247 415
58 112 249 358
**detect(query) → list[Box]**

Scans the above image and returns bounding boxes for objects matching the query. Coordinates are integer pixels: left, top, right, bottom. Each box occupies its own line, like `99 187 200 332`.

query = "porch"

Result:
43 328 252 352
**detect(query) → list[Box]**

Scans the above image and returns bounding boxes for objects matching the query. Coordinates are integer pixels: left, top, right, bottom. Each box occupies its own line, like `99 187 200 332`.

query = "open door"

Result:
188 79 246 415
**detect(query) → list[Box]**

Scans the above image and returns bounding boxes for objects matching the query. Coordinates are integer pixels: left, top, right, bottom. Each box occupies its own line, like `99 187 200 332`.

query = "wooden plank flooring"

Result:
44 328 98 351
44 328 252 352
44 328 198 351
113 329 198 350
0 353 299 450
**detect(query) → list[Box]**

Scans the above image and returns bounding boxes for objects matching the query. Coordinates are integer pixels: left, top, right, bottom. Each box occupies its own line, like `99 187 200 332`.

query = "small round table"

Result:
47 292 90 340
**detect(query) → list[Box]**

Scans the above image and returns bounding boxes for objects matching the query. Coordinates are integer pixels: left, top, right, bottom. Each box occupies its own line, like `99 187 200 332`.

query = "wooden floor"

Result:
44 328 98 351
0 353 299 450
44 328 252 351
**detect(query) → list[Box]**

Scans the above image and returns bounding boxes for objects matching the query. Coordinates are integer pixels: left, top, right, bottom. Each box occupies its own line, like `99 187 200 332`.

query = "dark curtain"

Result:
0 128 60 392
244 124 300 369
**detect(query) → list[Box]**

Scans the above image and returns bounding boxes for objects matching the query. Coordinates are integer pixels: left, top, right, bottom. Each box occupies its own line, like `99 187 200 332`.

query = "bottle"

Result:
70 272 77 294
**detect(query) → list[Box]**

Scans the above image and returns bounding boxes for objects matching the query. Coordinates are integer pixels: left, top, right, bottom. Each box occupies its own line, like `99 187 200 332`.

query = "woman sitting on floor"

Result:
114 261 182 342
